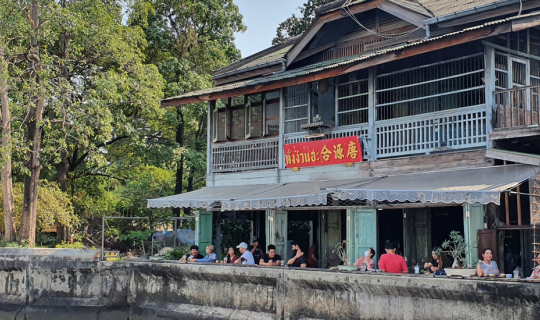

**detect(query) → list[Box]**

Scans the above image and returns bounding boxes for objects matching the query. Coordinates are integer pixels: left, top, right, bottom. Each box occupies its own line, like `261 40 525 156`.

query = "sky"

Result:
234 0 306 58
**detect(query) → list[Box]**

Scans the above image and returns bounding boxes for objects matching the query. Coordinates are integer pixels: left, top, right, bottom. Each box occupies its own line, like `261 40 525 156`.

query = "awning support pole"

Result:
517 185 522 225
505 161 510 225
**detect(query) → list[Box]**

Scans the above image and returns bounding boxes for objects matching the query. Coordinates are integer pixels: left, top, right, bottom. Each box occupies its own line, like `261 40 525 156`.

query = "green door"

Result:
196 211 213 250
464 203 485 266
347 208 377 266
266 210 288 260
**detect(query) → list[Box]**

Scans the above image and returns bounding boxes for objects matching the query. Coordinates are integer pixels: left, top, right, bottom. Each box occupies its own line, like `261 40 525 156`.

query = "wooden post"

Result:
484 45 495 148
517 184 522 225
368 67 377 161
504 160 510 225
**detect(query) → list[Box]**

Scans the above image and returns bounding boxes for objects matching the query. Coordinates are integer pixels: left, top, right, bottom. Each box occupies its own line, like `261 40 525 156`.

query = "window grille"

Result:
265 91 280 136
376 52 486 121
337 74 369 126
284 83 309 134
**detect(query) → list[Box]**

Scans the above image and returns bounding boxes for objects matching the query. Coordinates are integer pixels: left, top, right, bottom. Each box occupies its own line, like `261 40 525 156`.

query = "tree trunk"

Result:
20 2 44 245
0 46 15 241
173 108 185 218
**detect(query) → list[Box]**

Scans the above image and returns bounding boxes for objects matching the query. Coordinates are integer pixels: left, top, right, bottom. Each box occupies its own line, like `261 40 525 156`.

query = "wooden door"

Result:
464 203 485 266
478 229 497 261
347 208 377 267
196 211 213 250
320 210 342 268
403 208 431 271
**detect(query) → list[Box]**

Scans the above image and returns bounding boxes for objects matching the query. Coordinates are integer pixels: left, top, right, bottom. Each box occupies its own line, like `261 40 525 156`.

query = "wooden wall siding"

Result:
375 105 487 158
211 138 279 173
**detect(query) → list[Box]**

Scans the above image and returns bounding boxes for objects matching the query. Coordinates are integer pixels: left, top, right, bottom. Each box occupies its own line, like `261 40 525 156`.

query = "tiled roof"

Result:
162 11 540 105
389 0 431 16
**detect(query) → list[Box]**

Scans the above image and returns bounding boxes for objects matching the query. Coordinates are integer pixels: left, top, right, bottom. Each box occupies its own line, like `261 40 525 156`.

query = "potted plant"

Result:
441 230 477 276
333 240 358 271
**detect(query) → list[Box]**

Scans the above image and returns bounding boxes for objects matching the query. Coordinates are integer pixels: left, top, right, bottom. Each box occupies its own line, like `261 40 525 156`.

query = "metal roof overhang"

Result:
328 164 538 205
147 165 537 211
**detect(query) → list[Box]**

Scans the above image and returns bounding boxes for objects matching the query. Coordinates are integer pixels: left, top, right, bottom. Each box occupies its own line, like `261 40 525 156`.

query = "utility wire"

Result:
341 0 423 39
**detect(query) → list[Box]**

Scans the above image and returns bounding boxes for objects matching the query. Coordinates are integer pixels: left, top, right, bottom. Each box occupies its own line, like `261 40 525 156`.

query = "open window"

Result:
213 98 229 143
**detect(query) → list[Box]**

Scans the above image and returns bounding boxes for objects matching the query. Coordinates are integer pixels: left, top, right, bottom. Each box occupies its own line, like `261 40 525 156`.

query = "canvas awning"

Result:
147 165 537 211
147 179 373 211
328 164 538 206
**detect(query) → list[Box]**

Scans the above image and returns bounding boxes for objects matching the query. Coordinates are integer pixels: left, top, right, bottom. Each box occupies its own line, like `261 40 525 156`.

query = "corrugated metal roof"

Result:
389 0 432 16
163 11 540 104
419 0 505 17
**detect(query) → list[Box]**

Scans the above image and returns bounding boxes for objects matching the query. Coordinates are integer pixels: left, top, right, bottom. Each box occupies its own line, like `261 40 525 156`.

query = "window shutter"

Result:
212 104 218 143
245 101 251 139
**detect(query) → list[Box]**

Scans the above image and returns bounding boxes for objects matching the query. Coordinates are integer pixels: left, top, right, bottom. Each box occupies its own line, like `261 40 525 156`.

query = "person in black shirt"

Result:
287 241 308 268
179 245 205 262
260 244 282 266
250 237 265 265
424 247 452 273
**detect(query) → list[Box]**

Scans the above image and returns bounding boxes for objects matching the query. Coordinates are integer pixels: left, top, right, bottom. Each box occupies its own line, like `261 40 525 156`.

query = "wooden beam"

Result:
163 21 513 107
489 126 540 140
377 2 427 28
364 28 425 51
437 2 540 29
485 149 540 166
512 14 540 32
294 42 336 62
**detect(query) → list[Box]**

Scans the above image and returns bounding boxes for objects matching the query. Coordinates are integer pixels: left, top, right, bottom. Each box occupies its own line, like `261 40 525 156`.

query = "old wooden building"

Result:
150 0 540 275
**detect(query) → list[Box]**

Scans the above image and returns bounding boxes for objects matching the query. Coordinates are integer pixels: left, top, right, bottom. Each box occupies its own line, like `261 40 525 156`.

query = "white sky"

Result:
233 0 306 58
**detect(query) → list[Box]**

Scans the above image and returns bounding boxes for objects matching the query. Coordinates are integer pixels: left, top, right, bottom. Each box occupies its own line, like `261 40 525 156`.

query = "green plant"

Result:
36 234 58 248
164 246 190 260
55 241 84 249
442 231 469 268
119 230 156 254
333 240 348 264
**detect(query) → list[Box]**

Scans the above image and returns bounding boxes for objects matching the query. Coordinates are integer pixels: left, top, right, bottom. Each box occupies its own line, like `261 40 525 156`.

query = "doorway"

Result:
378 209 404 260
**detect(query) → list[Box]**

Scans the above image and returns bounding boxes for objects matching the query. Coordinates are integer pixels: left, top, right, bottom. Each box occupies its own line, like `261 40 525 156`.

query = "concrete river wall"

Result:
0 248 539 320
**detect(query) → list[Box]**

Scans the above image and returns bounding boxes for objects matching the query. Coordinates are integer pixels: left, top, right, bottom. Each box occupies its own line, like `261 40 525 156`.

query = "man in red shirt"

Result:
379 242 408 273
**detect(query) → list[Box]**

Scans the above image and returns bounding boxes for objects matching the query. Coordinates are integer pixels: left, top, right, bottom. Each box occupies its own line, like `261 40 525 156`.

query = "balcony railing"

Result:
212 138 279 173
495 85 540 129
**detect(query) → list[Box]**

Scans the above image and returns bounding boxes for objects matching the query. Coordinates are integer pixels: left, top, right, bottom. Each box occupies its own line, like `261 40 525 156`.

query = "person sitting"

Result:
307 242 318 268
424 247 452 274
287 242 307 268
476 248 500 277
260 245 282 266
225 247 240 264
234 242 255 265
379 241 408 273
530 254 540 279
354 248 376 270
251 237 265 265
192 245 217 263
180 245 204 262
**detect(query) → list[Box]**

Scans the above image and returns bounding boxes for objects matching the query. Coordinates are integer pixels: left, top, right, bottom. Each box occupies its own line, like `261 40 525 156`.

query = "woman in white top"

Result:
476 248 500 277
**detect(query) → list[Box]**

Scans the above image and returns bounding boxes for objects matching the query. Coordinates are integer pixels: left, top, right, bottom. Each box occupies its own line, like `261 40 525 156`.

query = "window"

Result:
212 91 281 142
265 91 280 136
284 83 309 134
337 70 369 126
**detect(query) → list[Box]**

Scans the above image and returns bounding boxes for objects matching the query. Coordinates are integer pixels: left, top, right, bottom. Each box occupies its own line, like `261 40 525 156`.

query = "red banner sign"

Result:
284 136 363 168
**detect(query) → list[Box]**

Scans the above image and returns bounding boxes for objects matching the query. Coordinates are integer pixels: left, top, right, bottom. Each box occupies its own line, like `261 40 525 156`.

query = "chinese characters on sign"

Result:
284 136 363 169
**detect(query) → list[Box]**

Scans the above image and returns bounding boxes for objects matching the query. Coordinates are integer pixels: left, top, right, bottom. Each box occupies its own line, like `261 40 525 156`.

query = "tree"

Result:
130 0 246 216
272 0 335 45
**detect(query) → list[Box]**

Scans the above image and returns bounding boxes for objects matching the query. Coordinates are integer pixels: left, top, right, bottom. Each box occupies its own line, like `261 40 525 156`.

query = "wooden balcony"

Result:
211 138 279 173
491 85 540 140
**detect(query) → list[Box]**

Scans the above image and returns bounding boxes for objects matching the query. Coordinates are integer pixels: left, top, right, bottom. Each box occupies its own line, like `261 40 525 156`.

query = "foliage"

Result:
0 182 78 233
220 220 251 257
333 240 348 264
55 241 84 249
441 230 473 268
273 0 335 45
36 234 58 248
164 246 190 260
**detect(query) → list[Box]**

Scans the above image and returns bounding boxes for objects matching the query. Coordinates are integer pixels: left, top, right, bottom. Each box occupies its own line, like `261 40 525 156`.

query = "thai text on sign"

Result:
284 136 363 168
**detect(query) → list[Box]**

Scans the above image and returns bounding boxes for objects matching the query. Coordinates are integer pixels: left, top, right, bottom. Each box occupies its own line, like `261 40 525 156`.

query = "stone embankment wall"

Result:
0 248 539 320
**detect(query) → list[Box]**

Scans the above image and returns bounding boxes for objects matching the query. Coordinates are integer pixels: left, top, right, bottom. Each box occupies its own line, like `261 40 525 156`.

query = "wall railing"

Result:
494 84 540 129
211 137 279 173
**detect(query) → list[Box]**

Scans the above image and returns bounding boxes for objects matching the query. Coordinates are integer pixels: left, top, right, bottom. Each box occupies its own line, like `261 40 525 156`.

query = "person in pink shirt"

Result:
379 242 408 273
